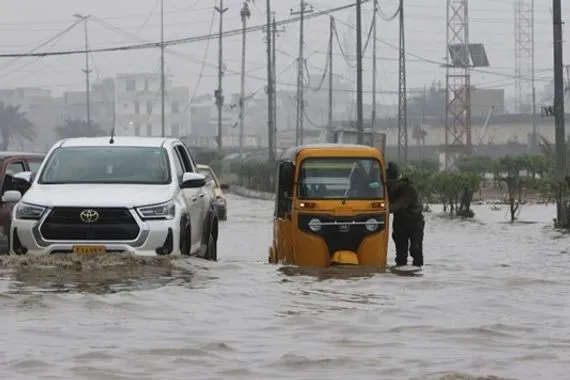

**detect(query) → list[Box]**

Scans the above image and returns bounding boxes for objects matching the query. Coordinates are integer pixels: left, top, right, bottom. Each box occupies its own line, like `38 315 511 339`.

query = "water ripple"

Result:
0 199 568 379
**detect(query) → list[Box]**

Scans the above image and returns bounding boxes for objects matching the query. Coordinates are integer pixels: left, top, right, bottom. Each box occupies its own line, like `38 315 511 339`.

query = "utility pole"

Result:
552 0 566 224
531 0 537 153
291 1 313 145
215 0 228 151
443 0 489 169
73 14 91 127
262 12 283 154
371 1 377 147
397 0 407 161
239 1 251 155
355 0 364 144
266 0 275 161
327 16 334 143
272 13 283 151
160 0 165 137
514 0 536 150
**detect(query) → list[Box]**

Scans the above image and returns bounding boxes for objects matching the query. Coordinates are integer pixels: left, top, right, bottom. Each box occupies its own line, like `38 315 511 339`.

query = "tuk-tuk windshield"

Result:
298 157 384 199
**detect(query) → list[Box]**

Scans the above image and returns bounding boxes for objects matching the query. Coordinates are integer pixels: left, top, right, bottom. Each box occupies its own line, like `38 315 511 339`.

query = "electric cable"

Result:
0 1 369 58
135 0 160 34
0 18 83 75
377 0 400 22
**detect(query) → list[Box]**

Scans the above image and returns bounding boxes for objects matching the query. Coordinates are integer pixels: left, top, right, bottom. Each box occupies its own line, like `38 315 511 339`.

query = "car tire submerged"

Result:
201 211 218 261
205 233 217 261
181 226 191 256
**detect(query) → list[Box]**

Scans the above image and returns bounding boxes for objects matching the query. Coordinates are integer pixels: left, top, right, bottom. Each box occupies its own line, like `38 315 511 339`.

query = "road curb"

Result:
230 186 275 201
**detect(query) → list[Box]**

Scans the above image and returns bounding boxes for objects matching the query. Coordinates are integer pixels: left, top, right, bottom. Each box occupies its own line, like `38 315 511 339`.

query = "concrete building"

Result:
471 87 505 117
114 72 190 137
59 78 116 136
377 113 562 159
188 93 262 148
189 95 214 137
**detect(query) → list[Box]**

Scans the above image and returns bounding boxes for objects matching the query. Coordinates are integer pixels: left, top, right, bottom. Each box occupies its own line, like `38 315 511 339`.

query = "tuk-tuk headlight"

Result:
308 218 322 232
365 218 379 232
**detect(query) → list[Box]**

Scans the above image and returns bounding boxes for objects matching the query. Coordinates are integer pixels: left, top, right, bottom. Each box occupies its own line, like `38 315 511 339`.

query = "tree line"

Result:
0 102 106 150
210 137 570 228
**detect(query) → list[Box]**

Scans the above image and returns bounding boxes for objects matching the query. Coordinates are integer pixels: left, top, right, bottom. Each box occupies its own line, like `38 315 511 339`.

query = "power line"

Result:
0 0 544 86
0 1 369 58
0 19 83 74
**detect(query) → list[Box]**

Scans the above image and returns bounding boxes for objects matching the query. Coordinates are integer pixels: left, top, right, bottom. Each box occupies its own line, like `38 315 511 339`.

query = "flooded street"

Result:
0 194 569 379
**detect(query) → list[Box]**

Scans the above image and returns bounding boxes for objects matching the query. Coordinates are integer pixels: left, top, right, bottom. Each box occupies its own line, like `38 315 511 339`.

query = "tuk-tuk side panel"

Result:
275 218 294 264
273 159 296 264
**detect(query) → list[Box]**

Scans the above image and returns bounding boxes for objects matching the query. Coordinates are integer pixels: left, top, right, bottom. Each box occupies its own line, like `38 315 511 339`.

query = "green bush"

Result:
229 160 276 192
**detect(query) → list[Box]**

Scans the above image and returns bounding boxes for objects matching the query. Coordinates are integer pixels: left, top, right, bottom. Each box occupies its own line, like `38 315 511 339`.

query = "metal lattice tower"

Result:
443 0 488 170
514 0 534 113
397 0 407 161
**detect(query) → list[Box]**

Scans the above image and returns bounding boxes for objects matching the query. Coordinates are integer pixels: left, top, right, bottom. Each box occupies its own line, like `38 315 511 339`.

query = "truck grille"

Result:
40 207 140 241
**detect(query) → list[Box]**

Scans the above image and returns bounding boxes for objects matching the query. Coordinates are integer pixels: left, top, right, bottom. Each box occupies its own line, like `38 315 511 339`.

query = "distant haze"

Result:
0 0 567 104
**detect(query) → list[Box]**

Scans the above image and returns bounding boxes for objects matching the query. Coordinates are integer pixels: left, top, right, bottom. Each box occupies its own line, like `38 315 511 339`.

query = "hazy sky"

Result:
0 0 567 106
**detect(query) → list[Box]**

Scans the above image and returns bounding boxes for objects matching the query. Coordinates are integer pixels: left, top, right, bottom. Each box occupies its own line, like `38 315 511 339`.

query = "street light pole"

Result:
160 0 166 137
355 0 364 144
73 13 91 127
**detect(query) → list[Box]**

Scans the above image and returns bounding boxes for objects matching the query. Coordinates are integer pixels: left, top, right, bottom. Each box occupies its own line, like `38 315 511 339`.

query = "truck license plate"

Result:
72 245 106 255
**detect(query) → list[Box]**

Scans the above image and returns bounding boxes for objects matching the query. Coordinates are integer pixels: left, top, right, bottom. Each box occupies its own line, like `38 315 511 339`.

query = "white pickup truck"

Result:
9 136 219 260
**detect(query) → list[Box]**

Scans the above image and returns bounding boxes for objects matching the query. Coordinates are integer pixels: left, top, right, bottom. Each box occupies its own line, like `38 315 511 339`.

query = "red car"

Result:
0 152 45 253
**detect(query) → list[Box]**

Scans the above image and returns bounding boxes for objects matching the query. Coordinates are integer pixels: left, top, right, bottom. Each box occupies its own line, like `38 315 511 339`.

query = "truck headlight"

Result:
365 218 379 232
136 200 175 220
15 202 46 220
308 218 322 232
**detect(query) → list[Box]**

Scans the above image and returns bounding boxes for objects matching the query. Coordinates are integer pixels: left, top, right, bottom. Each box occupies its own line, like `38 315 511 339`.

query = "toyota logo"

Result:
79 209 100 223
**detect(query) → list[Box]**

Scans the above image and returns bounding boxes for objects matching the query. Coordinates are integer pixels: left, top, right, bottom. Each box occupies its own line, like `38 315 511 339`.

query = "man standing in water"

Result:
385 162 424 267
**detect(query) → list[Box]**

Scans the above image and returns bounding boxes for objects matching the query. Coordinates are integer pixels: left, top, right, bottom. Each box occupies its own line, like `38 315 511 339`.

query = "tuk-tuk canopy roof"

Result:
280 144 382 163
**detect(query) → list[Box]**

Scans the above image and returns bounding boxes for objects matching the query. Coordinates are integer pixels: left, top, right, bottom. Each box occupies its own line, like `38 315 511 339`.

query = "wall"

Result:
115 73 190 137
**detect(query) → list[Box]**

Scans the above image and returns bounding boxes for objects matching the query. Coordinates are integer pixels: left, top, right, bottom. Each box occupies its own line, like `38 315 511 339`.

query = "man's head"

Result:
386 161 402 190
386 161 399 180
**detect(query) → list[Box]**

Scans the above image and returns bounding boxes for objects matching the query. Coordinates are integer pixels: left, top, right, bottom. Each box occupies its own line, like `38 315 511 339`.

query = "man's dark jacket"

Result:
388 178 423 225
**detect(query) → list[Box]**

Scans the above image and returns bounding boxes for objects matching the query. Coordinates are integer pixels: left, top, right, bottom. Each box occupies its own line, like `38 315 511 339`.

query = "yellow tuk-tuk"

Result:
268 144 389 267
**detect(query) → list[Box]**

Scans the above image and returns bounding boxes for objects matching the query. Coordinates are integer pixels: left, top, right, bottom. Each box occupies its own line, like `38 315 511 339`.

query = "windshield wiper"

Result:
342 162 357 205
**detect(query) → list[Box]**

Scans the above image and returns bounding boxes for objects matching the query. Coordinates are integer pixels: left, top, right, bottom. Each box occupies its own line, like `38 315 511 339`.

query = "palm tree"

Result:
55 118 106 140
0 103 36 150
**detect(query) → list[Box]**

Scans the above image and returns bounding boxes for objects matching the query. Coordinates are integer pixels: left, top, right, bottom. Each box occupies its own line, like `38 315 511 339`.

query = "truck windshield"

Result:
298 157 384 199
38 146 171 184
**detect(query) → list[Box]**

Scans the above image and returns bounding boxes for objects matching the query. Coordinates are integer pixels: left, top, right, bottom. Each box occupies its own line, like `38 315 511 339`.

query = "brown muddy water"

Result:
0 194 568 379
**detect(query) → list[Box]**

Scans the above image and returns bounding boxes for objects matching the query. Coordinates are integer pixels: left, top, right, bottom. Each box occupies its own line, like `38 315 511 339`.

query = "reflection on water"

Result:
0 253 195 294
278 265 388 281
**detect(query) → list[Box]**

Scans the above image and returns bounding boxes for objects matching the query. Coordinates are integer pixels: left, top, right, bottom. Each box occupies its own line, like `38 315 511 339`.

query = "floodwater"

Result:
0 195 569 380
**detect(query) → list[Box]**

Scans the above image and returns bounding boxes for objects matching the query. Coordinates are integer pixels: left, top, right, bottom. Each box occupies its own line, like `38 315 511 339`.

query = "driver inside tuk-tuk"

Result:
349 161 382 198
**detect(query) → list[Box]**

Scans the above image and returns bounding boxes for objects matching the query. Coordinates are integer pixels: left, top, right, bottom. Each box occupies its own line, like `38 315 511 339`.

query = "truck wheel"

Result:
205 234 217 261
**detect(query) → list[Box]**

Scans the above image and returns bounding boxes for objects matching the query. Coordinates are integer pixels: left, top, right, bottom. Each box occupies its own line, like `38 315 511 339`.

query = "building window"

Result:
146 124 152 136
125 79 135 91
171 101 179 114
134 100 140 114
135 123 141 136
144 79 150 91
146 101 153 114
171 124 180 137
